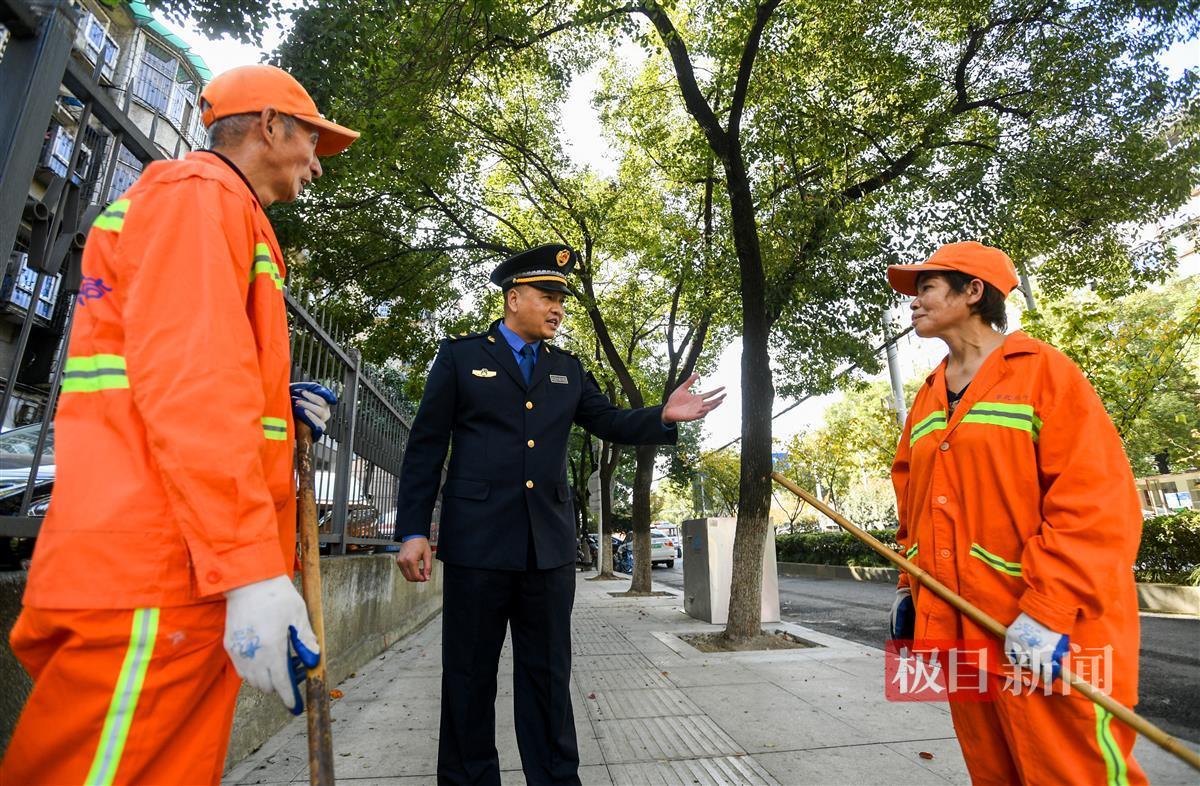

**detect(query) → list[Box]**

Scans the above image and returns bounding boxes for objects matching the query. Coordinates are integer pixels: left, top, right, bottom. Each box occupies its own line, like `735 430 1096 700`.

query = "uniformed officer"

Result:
393 243 724 786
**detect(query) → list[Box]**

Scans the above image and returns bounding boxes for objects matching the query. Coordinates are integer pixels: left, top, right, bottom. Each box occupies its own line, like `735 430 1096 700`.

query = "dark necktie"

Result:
518 343 536 385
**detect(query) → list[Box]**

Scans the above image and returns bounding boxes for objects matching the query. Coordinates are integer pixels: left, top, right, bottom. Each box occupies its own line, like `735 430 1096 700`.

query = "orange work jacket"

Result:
892 331 1142 704
25 151 296 609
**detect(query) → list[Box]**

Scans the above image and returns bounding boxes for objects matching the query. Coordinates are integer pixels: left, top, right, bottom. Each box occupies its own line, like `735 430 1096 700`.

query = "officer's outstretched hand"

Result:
224 575 321 714
396 536 433 582
662 373 726 424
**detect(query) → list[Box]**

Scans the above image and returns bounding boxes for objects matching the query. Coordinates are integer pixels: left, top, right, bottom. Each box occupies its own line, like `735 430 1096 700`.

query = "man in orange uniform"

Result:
886 242 1146 785
1 65 358 786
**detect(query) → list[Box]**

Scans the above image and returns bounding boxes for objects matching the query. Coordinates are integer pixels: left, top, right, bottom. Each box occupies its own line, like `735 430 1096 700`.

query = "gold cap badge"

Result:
556 249 571 267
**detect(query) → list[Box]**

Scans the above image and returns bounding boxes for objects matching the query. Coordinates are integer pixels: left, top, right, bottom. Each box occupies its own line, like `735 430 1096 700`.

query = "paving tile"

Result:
660 663 766 688
1130 736 1200 786
883 737 971 785
754 744 957 785
682 682 863 753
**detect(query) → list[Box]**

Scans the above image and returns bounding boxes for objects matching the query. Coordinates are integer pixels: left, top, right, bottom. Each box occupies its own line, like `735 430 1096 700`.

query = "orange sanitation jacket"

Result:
891 331 1142 704
24 151 297 609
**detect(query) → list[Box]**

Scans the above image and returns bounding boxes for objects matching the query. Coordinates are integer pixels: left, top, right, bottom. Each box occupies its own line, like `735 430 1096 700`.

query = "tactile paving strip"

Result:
573 668 674 691
583 687 703 721
608 755 779 786
594 715 745 763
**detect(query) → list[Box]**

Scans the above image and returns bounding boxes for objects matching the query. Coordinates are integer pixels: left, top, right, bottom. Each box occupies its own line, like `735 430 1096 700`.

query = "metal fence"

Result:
286 288 412 553
0 0 413 563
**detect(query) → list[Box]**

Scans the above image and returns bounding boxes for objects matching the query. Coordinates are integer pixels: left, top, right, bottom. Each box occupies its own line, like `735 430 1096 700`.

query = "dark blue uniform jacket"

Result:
395 320 677 570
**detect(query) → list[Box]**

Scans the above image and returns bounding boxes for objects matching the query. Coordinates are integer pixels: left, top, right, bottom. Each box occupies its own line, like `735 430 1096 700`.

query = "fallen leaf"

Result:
919 752 934 760
587 692 597 699
661 671 669 677
330 689 344 699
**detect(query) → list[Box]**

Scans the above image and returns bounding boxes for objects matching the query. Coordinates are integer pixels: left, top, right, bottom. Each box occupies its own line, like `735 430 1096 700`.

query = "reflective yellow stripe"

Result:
909 410 947 447
905 543 918 559
92 199 129 233
1094 704 1129 785
960 401 1041 441
969 543 1022 577
250 243 284 290
62 354 129 393
85 608 158 786
261 416 288 441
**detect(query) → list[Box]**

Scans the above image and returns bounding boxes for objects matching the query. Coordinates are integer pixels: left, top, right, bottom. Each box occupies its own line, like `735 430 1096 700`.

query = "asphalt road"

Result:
644 557 1200 745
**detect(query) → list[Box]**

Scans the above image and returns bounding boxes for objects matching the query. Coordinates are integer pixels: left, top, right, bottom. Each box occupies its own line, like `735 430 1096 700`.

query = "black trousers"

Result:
437 561 580 786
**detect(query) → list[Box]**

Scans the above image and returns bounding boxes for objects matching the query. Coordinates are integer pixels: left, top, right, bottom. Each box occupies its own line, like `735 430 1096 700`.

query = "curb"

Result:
777 561 899 583
778 562 1200 617
1137 583 1200 616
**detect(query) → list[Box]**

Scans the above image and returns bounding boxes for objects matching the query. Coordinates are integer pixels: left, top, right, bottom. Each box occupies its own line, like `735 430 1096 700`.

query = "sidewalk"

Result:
225 573 1197 785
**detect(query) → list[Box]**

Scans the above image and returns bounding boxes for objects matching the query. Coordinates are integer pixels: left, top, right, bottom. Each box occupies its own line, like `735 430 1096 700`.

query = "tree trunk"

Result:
722 148 775 643
628 442 658 592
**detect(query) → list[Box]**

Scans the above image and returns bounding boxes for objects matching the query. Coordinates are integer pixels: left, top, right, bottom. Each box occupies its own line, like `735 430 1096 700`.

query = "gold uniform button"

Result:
526 480 534 489
525 401 533 410
527 440 535 448
936 495 948 505
940 442 950 451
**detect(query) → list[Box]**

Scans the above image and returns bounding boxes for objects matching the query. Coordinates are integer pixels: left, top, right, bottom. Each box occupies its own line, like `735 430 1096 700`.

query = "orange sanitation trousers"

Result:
948 671 1148 786
2 603 241 786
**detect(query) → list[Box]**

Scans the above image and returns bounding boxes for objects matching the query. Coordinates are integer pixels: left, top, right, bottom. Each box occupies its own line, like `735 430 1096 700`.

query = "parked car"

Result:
0 423 56 569
614 529 676 572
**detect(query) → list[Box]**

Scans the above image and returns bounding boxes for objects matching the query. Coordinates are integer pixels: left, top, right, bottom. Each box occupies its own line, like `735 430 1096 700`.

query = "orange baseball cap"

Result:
199 64 360 156
886 241 1019 296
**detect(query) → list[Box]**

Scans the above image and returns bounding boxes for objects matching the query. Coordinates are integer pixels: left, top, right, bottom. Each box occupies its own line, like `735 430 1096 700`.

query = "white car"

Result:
649 529 676 568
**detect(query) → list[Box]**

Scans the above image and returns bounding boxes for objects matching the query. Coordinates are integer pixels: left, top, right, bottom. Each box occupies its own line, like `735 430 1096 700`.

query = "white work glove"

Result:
889 587 914 640
1004 612 1069 685
224 575 321 713
290 382 337 440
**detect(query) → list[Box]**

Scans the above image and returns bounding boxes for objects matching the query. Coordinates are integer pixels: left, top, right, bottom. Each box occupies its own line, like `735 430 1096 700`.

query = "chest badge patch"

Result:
472 368 498 378
550 374 569 384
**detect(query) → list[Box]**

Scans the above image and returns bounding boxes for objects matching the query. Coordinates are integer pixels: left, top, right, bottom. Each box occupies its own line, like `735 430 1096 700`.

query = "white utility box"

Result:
682 517 780 624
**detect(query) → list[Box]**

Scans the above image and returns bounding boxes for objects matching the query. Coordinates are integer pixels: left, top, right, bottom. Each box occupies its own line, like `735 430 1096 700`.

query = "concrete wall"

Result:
0 555 443 768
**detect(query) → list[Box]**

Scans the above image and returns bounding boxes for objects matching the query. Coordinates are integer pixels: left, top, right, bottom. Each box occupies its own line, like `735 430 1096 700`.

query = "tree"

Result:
277 0 1200 641
1024 277 1200 475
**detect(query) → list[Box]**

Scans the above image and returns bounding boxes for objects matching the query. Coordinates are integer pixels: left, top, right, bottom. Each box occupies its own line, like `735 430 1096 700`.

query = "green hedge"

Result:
775 529 899 568
776 509 1200 584
1135 509 1200 585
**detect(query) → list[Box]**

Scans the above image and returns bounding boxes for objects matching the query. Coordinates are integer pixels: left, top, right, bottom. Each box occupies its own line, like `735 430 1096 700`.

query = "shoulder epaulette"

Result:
549 345 579 359
448 330 487 342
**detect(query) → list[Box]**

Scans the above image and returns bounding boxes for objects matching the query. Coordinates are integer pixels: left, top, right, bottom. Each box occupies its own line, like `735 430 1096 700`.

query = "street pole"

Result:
882 308 908 430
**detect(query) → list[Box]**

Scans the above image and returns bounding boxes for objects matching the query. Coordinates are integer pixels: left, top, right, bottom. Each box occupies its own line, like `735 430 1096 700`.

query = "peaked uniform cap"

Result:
490 244 577 294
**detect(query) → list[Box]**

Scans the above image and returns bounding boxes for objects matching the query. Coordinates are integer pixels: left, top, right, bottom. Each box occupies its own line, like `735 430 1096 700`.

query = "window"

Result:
133 42 177 113
100 35 119 81
107 145 143 202
44 126 73 178
167 80 196 127
81 12 105 63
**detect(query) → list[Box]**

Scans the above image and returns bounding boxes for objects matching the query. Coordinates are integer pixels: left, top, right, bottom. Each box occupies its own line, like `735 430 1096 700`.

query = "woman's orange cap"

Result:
886 241 1019 296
